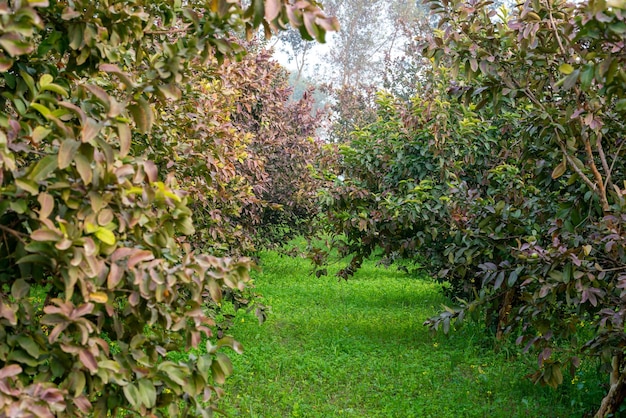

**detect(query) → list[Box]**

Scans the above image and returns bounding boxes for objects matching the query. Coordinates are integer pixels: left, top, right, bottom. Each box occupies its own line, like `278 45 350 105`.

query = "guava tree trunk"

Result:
495 288 515 341
595 353 626 418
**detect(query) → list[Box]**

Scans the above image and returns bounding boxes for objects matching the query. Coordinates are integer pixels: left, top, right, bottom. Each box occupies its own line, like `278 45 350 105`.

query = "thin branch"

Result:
0 224 27 242
597 133 615 191
557 139 598 192
145 26 192 35
543 0 567 56
583 133 610 212
595 265 626 272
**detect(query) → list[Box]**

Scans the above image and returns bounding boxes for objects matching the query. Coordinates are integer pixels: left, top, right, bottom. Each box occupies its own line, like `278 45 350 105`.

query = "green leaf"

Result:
32 126 52 144
30 102 51 117
97 360 121 373
558 63 574 75
7 350 40 367
123 383 141 409
558 69 580 91
137 379 157 408
580 64 595 90
95 227 116 246
507 268 520 287
11 279 30 300
75 154 92 185
9 199 26 214
68 370 86 396
197 354 212 382
19 69 36 95
16 254 53 267
41 83 69 97
211 353 233 384
39 74 53 86
28 155 58 182
493 271 505 290
157 362 188 386
15 178 39 195
609 21 626 34
16 335 40 358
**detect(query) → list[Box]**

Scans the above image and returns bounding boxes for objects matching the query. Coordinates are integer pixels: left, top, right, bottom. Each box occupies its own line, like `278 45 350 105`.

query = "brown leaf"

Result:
551 159 566 179
31 229 62 241
58 139 80 169
79 349 98 373
37 192 54 219
81 118 101 143
0 364 22 379
73 395 92 413
117 122 131 156
99 63 135 88
84 84 111 111
128 98 153 134
265 0 281 21
128 250 154 269
143 160 158 183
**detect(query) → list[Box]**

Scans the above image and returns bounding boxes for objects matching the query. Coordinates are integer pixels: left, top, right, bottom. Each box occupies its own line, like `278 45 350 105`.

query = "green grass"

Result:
218 250 604 417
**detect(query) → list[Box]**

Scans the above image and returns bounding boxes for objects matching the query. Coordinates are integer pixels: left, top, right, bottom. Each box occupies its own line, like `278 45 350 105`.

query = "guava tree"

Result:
421 1 626 415
316 0 626 415
0 0 336 416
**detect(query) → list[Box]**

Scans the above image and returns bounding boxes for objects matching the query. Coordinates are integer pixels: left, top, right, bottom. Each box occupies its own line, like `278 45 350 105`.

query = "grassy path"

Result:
218 251 601 417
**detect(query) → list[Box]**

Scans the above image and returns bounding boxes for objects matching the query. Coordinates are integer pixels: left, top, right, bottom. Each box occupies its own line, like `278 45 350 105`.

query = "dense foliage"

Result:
148 44 329 256
315 0 626 415
221 47 330 248
0 0 336 416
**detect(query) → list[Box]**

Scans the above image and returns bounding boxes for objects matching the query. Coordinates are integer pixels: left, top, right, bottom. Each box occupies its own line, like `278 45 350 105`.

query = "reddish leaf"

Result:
79 349 98 373
0 364 22 379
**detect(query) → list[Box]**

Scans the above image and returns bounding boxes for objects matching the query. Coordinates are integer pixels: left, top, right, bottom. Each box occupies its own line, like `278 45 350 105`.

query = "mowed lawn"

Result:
218 250 603 417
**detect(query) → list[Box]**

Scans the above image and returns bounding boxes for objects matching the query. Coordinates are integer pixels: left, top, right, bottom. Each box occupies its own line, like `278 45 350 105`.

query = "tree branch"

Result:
145 26 192 35
555 138 598 193
583 133 610 212
597 133 615 191
543 0 567 56
0 224 27 243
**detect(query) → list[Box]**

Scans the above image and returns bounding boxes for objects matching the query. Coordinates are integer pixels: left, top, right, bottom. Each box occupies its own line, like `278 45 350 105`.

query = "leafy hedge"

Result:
316 0 626 415
0 0 336 416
